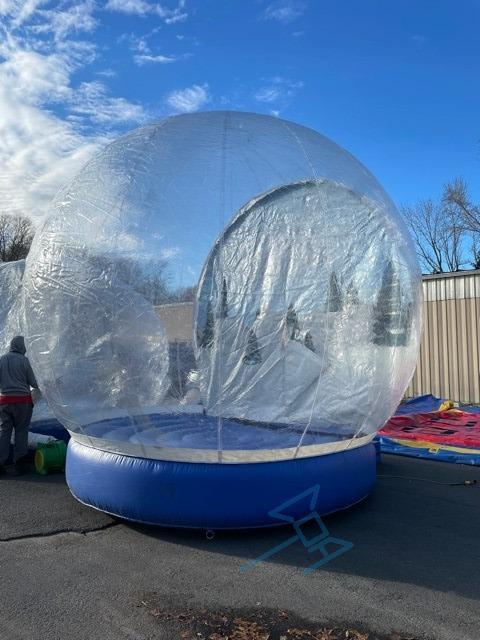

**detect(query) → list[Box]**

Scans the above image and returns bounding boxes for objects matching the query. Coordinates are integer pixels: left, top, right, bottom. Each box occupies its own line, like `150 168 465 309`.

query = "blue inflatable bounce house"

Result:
22 112 422 528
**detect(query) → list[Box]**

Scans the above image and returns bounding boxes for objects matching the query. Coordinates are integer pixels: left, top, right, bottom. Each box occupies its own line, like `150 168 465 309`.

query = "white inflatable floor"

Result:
80 410 356 451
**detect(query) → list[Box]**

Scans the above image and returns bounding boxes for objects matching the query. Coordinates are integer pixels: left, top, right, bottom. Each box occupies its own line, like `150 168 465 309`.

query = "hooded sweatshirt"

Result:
0 336 38 404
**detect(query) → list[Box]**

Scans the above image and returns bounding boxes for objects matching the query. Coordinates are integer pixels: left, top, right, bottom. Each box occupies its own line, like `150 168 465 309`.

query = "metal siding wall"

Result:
447 299 459 401
406 272 480 404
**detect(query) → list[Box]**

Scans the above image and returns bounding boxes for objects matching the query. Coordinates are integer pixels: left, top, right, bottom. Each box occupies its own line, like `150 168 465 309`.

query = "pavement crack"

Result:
0 520 119 543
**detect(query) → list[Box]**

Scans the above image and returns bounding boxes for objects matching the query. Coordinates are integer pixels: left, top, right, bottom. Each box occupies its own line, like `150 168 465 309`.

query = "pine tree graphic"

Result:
327 272 343 312
372 260 404 346
200 300 215 349
304 331 315 352
219 277 228 318
243 328 262 365
286 303 300 340
398 300 413 347
346 282 360 306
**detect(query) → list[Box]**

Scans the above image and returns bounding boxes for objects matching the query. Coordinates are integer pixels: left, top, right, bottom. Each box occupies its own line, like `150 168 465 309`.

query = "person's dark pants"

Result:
0 403 33 466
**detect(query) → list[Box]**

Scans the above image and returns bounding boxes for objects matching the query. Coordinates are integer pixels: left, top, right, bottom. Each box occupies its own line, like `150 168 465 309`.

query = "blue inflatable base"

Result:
66 439 377 529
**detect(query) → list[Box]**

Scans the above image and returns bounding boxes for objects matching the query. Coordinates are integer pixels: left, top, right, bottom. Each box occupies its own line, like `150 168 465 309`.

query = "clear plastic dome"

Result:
23 111 422 462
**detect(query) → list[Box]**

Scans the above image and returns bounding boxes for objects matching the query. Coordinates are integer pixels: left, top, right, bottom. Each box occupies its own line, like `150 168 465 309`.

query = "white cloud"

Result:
54 38 97 67
0 0 45 26
0 42 146 125
106 0 188 24
263 0 306 24
166 83 210 113
0 0 16 14
0 83 105 220
0 0 195 224
254 76 304 107
160 246 182 259
31 1 97 41
122 30 188 67
157 0 187 23
163 10 187 24
0 49 72 104
105 0 151 15
96 68 116 77
0 1 147 222
134 53 178 65
72 81 146 125
255 86 282 103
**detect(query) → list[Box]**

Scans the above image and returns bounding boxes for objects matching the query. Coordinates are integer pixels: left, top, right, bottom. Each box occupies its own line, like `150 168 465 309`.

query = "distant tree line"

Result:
0 214 197 305
88 253 196 306
402 178 480 273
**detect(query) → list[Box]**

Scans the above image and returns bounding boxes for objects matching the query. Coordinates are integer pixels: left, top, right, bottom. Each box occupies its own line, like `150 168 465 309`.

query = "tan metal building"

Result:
407 269 480 404
155 302 194 342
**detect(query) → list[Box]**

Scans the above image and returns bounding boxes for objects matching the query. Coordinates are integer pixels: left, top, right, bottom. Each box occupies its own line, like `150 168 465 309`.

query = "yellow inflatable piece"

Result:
393 438 478 456
439 400 455 412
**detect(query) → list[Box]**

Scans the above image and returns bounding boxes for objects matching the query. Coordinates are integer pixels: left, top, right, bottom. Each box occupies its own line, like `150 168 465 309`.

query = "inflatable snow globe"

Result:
23 112 422 528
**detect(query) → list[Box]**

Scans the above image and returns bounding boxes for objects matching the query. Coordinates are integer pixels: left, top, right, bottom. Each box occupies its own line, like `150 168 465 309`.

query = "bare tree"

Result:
401 178 480 273
89 253 198 305
168 285 196 303
443 177 480 235
0 214 34 262
440 192 465 271
472 237 480 270
401 199 464 273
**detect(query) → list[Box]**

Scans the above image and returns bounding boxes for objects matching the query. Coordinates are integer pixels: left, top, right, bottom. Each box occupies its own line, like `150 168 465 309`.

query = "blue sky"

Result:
0 0 479 222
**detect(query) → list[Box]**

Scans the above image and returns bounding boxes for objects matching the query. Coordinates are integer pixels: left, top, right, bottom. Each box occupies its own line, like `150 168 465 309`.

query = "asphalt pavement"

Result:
0 453 479 640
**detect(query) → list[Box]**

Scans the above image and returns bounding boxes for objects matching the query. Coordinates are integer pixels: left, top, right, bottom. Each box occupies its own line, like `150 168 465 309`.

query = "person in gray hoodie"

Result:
0 336 39 475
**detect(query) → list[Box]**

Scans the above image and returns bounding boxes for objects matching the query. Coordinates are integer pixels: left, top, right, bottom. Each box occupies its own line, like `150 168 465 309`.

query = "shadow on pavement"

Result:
123 454 480 602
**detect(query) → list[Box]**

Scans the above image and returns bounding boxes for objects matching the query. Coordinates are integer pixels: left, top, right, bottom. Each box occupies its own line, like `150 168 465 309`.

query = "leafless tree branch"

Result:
402 178 480 273
443 177 480 235
0 214 34 262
